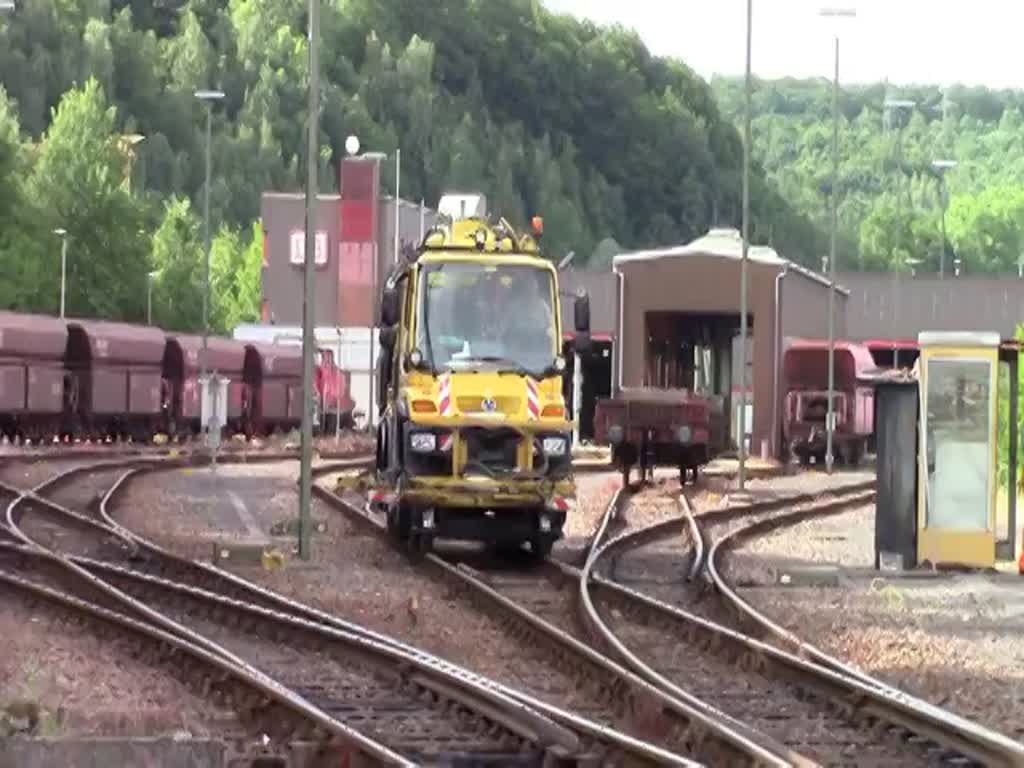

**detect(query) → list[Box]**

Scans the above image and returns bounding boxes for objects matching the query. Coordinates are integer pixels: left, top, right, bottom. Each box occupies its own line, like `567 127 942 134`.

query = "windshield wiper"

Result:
470 356 533 376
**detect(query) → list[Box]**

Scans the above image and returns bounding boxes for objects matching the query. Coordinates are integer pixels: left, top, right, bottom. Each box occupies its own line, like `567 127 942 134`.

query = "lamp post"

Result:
819 5 856 475
345 139 392 433
932 159 957 277
194 88 225 456
54 228 67 318
736 0 752 498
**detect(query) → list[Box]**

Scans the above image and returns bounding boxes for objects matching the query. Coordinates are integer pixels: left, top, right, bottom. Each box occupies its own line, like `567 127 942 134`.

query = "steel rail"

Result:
98 462 694 767
0 460 417 764
706 495 1024 768
15 459 589 762
576 490 813 767
312 482 813 767
0 539 579 759
0 566 412 766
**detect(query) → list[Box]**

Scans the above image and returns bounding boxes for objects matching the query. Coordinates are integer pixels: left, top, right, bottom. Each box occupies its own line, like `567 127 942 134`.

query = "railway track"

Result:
314 476 816 767
577 481 1024 767
0 458 593 765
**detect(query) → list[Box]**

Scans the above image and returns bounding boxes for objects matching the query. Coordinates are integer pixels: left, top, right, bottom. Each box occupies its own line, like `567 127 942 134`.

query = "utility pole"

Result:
737 0 752 496
194 88 225 458
826 31 838 475
393 148 401 264
297 0 320 561
819 5 855 475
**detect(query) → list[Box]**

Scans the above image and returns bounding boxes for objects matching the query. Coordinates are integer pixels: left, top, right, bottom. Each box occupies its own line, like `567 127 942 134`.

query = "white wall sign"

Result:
289 230 329 266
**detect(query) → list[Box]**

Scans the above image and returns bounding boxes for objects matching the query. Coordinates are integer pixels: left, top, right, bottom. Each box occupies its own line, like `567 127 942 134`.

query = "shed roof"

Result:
167 335 247 374
0 311 69 360
247 342 304 378
614 228 849 296
67 319 166 365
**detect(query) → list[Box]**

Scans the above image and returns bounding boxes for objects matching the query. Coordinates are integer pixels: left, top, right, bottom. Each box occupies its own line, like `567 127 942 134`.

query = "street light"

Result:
54 228 67 318
819 5 856 475
193 88 224 452
932 159 957 278
736 0 753 498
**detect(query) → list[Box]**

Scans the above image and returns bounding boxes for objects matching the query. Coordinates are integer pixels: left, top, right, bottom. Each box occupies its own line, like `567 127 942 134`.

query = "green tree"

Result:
28 78 150 319
150 196 204 331
210 219 263 332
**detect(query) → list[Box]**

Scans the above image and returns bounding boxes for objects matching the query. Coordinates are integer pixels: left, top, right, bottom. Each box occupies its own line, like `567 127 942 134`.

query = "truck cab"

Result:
373 194 591 557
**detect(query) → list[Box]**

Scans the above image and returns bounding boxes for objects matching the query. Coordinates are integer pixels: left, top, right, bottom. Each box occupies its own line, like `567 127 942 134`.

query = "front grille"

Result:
406 451 453 477
463 428 521 476
456 396 521 414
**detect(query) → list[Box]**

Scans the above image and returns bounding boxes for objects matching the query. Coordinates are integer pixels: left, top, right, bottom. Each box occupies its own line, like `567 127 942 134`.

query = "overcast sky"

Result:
543 0 1024 90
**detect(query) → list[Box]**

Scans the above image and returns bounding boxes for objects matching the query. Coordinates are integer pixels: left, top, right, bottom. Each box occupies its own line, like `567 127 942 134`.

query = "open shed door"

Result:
917 331 1000 569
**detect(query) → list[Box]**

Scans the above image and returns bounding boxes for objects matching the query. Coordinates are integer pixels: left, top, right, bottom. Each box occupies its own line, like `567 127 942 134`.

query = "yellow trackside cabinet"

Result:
371 193 592 558
917 331 1000 569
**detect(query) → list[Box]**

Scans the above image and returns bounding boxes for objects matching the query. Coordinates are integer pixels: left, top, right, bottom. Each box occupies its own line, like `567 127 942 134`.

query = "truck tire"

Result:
530 535 553 561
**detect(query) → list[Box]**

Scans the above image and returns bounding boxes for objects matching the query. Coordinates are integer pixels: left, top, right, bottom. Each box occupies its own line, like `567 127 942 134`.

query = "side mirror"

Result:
573 292 590 335
379 325 398 350
381 286 400 327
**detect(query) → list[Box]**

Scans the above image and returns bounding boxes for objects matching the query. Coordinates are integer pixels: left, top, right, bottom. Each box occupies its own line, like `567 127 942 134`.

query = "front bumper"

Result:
400 475 575 509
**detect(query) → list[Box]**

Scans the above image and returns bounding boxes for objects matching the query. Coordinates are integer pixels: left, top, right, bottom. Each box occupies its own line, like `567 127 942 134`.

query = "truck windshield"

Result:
415 261 558 376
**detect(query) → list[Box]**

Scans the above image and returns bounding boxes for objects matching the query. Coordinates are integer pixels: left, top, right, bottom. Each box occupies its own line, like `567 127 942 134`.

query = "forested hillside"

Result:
0 0 821 331
713 76 1024 274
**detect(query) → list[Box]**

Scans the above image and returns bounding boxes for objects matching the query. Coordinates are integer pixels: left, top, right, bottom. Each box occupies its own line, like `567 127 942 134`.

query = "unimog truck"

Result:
371 194 591 557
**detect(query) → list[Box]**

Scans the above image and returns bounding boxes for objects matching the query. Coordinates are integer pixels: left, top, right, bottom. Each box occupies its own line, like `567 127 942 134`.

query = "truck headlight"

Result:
542 436 568 457
410 432 436 453
677 425 692 445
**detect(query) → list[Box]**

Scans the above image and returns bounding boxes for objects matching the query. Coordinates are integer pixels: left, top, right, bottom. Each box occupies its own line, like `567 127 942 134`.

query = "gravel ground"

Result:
719 502 1024 741
738 580 1024 739
562 471 620 540
727 503 876 577
112 463 550 669
0 592 230 738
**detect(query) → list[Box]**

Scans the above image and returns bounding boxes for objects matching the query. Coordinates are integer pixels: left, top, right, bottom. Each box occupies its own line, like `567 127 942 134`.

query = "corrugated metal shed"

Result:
0 311 68 359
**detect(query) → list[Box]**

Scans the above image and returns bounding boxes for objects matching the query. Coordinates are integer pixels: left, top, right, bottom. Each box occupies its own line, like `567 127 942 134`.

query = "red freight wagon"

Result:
64 319 165 440
782 338 880 465
0 311 69 442
162 335 248 437
243 343 304 435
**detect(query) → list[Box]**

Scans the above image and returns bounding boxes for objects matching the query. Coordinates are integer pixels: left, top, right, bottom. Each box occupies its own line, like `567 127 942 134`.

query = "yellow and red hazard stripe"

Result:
526 377 540 421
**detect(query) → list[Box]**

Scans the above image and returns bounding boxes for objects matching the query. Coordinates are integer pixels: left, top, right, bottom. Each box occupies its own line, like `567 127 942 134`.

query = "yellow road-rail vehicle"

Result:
372 194 591 557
